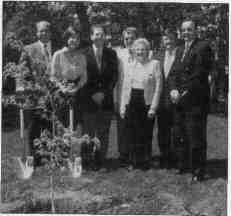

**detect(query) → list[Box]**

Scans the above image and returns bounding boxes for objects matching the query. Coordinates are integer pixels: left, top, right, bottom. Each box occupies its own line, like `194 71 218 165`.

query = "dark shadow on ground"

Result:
206 159 227 179
103 157 228 180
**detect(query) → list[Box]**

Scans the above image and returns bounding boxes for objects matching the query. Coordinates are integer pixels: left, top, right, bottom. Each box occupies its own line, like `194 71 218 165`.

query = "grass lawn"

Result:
0 114 228 215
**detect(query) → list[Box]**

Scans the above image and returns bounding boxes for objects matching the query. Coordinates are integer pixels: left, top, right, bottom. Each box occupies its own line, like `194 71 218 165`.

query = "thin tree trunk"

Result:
52 112 55 138
50 175 55 214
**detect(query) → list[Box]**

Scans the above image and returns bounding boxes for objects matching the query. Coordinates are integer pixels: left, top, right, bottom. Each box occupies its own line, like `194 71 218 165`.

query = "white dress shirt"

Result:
163 48 177 78
181 40 193 61
92 44 103 70
131 61 149 89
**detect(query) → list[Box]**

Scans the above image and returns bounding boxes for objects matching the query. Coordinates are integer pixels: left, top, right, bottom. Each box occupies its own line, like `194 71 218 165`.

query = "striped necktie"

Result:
44 43 50 62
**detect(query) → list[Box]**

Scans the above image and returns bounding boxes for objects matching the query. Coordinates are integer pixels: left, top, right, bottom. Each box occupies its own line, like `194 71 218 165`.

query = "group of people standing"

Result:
21 17 213 182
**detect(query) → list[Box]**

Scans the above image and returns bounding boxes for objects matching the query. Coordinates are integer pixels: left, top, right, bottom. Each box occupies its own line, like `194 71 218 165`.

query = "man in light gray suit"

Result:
20 21 57 165
21 21 54 75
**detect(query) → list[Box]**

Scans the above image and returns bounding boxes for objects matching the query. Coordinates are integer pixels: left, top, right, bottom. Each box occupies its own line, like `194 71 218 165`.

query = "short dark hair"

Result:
162 28 177 39
90 24 105 35
63 26 80 44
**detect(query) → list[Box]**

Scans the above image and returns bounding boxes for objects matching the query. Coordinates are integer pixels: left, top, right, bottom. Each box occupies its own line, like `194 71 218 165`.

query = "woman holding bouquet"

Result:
51 26 87 129
120 38 162 170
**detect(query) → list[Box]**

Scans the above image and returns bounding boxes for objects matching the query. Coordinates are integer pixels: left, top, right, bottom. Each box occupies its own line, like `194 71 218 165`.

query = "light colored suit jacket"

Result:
120 59 162 114
20 41 53 75
114 47 134 111
115 47 154 112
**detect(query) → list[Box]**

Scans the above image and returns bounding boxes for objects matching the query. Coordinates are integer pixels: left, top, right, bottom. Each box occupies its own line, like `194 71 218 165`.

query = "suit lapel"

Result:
162 48 178 80
181 39 198 63
101 47 107 75
159 51 165 76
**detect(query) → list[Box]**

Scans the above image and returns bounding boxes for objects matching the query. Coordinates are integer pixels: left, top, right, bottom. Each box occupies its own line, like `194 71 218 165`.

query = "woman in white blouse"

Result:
51 26 87 128
120 38 162 170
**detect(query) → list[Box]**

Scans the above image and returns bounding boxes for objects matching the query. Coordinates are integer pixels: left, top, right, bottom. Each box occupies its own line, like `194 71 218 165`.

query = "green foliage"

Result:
3 2 88 46
3 2 228 50
33 128 71 171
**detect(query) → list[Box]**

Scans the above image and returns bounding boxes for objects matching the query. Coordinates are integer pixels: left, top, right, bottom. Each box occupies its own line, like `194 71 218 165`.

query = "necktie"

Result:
96 49 102 70
128 48 134 63
44 43 50 61
181 43 190 62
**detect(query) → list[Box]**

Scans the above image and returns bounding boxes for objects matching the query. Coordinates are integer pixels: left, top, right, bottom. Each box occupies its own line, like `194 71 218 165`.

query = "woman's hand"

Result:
120 111 125 119
66 86 79 96
147 108 156 119
59 82 78 95
120 107 126 119
92 92 105 106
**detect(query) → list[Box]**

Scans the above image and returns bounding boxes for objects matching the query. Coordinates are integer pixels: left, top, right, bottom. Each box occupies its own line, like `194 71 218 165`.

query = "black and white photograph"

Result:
1 1 229 215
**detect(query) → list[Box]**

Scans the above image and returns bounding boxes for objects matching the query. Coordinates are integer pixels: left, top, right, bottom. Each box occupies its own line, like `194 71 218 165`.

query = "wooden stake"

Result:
69 106 74 132
50 175 55 213
20 108 24 139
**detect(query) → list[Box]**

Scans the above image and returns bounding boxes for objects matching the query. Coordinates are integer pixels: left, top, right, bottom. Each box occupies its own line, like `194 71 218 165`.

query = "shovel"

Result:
15 107 34 179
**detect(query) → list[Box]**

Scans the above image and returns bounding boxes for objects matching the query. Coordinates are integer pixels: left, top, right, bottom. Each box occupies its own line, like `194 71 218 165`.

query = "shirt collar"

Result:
165 47 177 56
185 40 194 49
38 40 51 49
92 44 103 55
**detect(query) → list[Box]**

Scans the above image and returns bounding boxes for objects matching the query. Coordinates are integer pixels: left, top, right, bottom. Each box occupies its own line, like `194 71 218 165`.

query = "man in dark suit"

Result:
20 21 58 163
156 28 178 169
82 24 118 168
170 19 213 181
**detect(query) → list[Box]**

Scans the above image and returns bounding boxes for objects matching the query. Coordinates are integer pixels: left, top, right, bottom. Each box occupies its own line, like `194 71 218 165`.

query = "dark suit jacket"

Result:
169 39 213 111
82 46 118 112
155 48 179 110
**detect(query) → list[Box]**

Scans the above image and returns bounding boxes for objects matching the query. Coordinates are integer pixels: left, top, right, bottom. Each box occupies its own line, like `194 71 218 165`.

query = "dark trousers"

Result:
157 107 175 165
124 89 155 165
173 106 208 174
82 110 112 162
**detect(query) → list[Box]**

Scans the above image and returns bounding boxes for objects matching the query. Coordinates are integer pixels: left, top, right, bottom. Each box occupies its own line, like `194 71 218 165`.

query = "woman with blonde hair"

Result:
120 38 162 170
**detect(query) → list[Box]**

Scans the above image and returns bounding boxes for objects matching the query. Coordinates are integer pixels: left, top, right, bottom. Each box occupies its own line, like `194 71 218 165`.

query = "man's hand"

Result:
120 111 125 119
208 75 212 84
92 92 105 106
147 108 156 119
170 89 180 104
